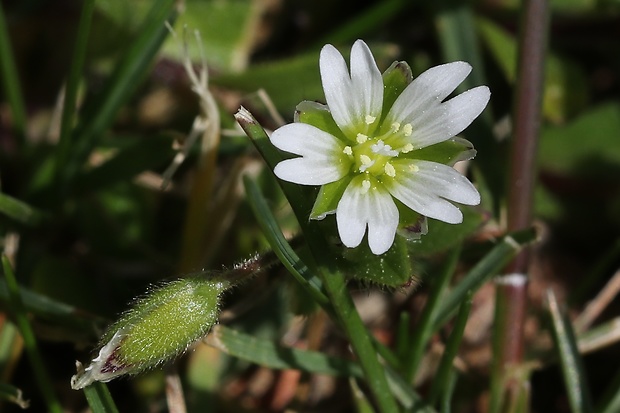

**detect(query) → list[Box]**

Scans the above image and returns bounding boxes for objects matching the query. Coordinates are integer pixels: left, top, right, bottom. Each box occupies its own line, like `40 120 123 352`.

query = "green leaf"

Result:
162 0 260 72
296 100 347 142
207 325 362 377
0 193 44 226
539 103 620 178
547 290 594 413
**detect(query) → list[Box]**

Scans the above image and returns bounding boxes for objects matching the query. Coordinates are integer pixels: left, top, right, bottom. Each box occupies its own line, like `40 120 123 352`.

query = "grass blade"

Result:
432 228 537 330
429 293 472 406
1 256 62 413
547 289 593 413
59 0 176 193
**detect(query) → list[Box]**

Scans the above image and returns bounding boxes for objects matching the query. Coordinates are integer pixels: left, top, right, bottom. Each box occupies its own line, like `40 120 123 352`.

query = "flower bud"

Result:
71 276 227 389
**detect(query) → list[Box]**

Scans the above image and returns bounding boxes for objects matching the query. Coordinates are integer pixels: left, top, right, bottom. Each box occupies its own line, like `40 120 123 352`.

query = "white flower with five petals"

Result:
270 40 490 255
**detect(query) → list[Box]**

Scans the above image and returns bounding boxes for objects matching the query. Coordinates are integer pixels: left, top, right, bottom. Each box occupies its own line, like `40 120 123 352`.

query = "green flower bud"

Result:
71 276 227 390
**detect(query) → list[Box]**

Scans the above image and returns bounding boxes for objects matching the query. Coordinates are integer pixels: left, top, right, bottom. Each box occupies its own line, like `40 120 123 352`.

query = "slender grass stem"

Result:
1 256 62 413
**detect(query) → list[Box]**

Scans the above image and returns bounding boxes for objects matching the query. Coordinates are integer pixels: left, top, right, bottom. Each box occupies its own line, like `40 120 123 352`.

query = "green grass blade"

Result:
405 247 460 382
208 325 432 412
0 192 44 226
59 0 176 193
432 228 537 330
0 256 62 413
429 293 473 406
83 382 120 413
207 325 363 377
0 4 27 140
0 279 105 338
54 0 96 189
596 366 620 413
547 290 593 413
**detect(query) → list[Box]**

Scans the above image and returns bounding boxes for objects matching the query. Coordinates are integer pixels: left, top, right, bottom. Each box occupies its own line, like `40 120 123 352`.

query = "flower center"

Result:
341 122 415 192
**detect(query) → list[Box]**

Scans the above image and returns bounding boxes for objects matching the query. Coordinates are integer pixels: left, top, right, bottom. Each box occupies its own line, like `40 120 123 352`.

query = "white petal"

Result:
349 40 383 129
270 123 350 185
393 86 490 150
320 41 383 138
270 123 344 157
386 160 480 224
336 177 399 255
385 61 472 125
274 158 344 185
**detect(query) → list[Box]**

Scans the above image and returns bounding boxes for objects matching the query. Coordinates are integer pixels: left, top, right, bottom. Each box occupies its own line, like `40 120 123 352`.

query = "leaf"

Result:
162 0 261 72
0 193 44 226
83 382 120 413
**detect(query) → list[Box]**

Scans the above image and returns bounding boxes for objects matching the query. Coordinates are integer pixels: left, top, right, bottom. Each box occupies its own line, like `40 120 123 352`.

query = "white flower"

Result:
270 40 490 255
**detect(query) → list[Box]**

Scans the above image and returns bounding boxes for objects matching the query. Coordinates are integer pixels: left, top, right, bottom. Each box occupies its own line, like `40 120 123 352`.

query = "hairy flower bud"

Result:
71 276 227 390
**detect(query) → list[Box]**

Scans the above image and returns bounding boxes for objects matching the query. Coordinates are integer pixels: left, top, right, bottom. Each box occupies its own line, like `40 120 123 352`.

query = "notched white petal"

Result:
319 41 383 138
336 177 398 255
386 160 480 224
385 61 472 127
274 158 345 186
400 85 491 149
270 123 344 158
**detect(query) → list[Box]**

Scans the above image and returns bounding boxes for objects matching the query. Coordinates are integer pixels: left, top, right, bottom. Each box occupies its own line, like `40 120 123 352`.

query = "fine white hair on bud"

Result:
71 277 227 390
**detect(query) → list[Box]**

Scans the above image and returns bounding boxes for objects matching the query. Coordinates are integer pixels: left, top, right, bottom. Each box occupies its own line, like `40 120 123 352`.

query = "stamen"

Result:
408 164 419 172
359 155 375 172
365 115 376 125
361 179 371 194
403 123 413 137
401 143 414 153
391 122 401 132
356 133 368 143
343 146 353 155
384 162 396 178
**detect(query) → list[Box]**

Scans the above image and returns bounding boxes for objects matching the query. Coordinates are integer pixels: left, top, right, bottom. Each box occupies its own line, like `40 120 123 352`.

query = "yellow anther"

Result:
365 115 376 125
384 162 396 178
401 143 414 153
361 179 371 194
391 122 401 132
408 164 419 172
360 155 372 166
356 133 368 143
343 146 353 155
403 123 413 137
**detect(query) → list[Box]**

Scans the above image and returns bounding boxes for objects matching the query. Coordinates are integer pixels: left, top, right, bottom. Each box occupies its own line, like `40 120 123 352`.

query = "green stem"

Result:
318 268 400 413
237 109 399 413
0 4 27 141
1 256 63 413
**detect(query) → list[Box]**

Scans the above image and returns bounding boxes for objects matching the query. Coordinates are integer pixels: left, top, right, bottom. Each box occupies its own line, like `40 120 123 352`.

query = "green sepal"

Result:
295 100 348 143
407 137 477 166
310 176 351 220
380 61 413 123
